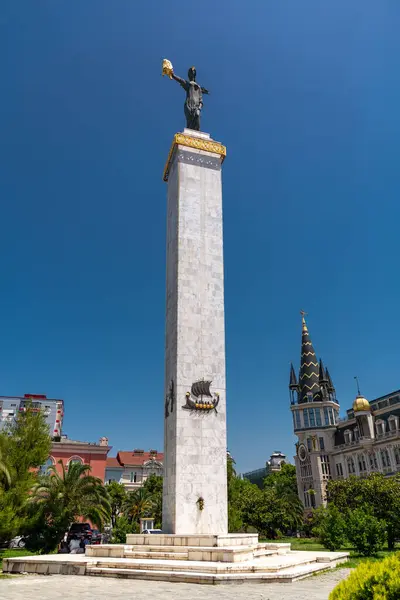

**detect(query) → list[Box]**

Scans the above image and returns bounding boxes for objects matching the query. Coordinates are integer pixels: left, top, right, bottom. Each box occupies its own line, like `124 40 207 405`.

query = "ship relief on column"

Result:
183 380 220 413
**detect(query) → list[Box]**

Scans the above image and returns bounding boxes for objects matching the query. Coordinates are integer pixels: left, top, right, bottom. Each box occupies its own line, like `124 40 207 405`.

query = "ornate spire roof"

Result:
319 359 328 384
299 314 321 403
289 363 298 390
325 368 335 393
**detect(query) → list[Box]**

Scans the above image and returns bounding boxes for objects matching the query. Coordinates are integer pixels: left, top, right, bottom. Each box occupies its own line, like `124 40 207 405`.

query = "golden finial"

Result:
300 310 308 331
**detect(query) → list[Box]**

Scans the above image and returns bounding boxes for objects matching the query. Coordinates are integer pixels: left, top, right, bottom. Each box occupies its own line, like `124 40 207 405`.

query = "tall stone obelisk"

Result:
162 129 228 535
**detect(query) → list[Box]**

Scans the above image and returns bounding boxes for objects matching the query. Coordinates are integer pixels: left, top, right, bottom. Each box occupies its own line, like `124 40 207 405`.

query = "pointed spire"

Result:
289 363 298 390
325 368 335 393
319 359 328 383
299 312 321 403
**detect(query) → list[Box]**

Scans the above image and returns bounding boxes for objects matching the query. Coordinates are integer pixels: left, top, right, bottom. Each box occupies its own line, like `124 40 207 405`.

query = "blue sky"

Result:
1 1 400 473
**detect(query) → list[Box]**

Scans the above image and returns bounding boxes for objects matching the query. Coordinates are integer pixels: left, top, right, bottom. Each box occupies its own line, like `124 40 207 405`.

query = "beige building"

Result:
105 449 163 491
290 316 400 509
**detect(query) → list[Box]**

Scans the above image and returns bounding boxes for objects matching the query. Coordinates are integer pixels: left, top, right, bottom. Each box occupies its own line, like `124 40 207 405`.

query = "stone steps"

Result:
85 561 332 584
124 551 188 560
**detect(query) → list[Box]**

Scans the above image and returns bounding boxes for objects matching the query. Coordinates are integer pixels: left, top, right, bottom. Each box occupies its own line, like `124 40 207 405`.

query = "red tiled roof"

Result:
106 456 123 468
116 451 164 467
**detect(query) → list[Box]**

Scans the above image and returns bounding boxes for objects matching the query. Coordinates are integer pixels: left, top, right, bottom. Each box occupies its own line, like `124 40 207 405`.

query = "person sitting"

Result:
69 535 81 554
58 541 69 554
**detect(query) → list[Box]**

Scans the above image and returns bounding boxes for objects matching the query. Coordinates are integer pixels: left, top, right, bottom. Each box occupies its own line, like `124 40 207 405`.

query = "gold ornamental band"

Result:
163 133 227 182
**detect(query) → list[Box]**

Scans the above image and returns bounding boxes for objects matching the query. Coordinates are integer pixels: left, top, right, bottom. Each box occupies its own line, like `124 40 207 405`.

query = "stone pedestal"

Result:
162 129 228 535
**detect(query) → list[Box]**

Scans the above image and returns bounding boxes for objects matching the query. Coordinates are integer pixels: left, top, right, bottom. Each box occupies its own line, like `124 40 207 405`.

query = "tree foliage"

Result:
327 474 400 550
143 474 163 528
27 461 111 553
123 487 155 526
312 505 347 551
330 553 400 600
228 460 303 537
107 481 127 527
0 405 51 544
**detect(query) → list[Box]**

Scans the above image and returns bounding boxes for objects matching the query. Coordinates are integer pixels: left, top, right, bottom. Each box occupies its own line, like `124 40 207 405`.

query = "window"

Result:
294 410 301 429
130 472 134 482
395 447 400 466
315 409 322 427
303 410 309 428
354 428 360 442
381 449 391 469
344 430 352 445
389 417 398 432
39 457 54 475
369 453 378 470
320 455 331 477
336 463 343 477
347 457 355 474
358 454 367 472
376 420 385 436
323 407 329 426
68 456 83 466
309 409 316 427
319 437 325 450
307 438 312 452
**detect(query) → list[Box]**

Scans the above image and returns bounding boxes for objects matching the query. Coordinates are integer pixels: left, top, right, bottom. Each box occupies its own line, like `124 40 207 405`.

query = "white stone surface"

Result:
163 130 227 535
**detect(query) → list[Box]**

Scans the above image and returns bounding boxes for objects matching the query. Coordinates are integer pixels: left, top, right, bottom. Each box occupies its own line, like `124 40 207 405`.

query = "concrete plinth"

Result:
4 542 349 584
163 129 228 535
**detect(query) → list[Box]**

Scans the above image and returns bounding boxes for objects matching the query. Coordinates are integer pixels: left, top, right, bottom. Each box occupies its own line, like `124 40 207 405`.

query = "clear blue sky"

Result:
2 1 400 473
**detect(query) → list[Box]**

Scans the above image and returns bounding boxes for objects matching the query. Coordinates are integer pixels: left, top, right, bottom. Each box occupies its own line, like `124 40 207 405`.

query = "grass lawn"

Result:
260 537 399 569
0 548 38 576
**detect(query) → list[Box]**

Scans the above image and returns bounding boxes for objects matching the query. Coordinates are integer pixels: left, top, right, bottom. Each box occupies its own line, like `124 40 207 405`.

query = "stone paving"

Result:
0 570 351 600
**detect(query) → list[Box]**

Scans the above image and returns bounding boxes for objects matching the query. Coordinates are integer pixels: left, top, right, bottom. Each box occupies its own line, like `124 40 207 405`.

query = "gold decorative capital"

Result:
163 133 226 182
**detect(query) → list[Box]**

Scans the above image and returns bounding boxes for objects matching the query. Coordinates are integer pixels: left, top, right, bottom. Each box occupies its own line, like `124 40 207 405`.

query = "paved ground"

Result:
0 570 350 600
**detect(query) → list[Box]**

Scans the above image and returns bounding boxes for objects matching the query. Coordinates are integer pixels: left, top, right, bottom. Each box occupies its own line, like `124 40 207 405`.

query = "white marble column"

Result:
162 130 228 535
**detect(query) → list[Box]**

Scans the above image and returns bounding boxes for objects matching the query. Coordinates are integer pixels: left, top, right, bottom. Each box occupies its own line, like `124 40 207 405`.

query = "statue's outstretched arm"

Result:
171 73 187 88
201 87 210 95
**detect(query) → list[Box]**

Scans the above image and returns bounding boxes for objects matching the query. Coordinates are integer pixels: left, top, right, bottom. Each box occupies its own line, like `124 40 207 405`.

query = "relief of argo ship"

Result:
183 380 220 412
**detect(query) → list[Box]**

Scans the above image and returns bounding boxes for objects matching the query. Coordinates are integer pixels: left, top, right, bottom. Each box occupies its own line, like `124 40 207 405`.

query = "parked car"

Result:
8 536 26 549
142 529 163 534
66 523 93 544
91 529 102 544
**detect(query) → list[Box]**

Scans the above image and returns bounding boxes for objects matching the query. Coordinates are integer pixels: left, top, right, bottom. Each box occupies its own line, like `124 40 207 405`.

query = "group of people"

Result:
58 535 91 554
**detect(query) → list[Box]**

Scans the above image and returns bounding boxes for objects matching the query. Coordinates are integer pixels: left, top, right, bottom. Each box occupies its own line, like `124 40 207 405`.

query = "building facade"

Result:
290 316 400 509
0 393 64 438
42 436 111 482
243 451 287 488
105 449 164 491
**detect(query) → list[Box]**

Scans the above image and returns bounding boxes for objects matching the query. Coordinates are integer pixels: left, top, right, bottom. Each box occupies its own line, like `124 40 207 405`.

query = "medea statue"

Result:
162 59 209 131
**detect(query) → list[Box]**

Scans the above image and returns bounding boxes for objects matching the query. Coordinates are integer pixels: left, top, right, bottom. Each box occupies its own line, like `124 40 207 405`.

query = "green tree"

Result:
107 482 127 527
264 463 298 496
0 404 51 544
313 505 347 551
124 487 155 526
0 443 11 490
143 475 163 528
28 461 111 552
328 474 400 550
263 464 303 537
346 508 386 556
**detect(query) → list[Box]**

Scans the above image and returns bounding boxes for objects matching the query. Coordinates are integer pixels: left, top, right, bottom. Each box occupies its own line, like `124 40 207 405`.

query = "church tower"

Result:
290 315 340 508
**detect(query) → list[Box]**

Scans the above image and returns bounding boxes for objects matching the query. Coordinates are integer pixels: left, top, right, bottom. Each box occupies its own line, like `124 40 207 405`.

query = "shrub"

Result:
330 553 400 600
111 516 138 543
313 505 347 551
346 509 386 556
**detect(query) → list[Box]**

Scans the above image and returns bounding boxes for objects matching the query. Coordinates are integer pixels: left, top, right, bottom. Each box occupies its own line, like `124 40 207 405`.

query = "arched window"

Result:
67 456 83 466
39 456 55 475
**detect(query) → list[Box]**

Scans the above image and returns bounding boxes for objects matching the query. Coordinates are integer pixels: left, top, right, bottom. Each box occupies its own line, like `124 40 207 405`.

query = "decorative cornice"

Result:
163 133 226 182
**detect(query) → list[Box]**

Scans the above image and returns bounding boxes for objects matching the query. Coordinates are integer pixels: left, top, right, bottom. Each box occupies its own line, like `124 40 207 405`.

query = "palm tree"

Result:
123 488 154 524
0 445 11 490
31 461 111 532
